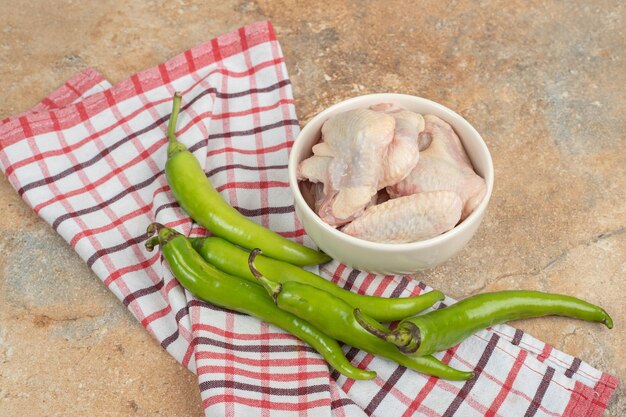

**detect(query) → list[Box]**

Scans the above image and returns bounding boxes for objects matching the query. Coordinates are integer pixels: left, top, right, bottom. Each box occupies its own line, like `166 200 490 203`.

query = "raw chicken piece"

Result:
299 108 396 227
387 115 486 220
298 155 331 184
342 191 463 243
370 103 424 188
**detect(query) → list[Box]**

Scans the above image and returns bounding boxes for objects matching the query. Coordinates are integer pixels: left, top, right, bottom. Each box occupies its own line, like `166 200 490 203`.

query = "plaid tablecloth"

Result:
0 21 618 417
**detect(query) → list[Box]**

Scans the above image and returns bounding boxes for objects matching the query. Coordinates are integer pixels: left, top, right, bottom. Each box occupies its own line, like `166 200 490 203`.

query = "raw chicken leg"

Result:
342 191 463 243
298 108 395 226
387 115 486 220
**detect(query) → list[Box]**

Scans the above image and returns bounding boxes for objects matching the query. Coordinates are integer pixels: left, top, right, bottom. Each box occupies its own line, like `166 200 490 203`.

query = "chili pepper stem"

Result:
166 92 187 156
145 223 182 251
157 226 182 246
354 309 422 354
248 248 282 303
147 222 164 237
145 236 160 252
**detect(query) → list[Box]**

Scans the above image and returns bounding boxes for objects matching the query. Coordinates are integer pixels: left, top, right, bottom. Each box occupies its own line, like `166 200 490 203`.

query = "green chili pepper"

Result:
355 290 613 357
145 223 375 380
164 93 330 266
191 236 444 322
248 249 474 381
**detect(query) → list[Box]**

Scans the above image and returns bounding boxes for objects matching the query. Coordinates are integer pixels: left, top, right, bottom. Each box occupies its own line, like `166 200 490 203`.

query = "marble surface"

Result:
0 0 623 415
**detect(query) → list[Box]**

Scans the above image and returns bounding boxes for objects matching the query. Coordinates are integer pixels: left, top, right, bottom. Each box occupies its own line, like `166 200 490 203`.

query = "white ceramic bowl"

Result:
288 94 494 275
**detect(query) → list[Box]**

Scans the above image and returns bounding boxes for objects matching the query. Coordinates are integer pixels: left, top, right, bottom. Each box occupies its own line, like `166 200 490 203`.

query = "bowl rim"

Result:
288 93 494 253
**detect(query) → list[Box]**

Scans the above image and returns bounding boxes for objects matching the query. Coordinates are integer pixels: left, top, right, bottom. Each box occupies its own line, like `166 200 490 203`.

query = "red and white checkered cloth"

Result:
0 21 618 417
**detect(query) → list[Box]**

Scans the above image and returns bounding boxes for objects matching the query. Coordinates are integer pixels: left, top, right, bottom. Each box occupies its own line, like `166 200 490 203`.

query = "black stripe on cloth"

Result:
364 366 407 414
564 357 582 378
512 328 524 346
389 277 410 298
195 336 317 353
160 328 182 350
122 278 165 307
193 336 316 354
161 298 258 350
200 118 299 143
154 201 181 217
87 231 150 268
212 78 291 99
442 333 500 417
52 169 164 230
199 379 330 396
17 80 292 196
523 366 556 417
331 398 360 410
342 269 361 292
205 163 288 177
235 204 295 217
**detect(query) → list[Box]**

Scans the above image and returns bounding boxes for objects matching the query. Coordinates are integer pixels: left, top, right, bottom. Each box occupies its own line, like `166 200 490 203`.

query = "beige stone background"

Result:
0 0 624 416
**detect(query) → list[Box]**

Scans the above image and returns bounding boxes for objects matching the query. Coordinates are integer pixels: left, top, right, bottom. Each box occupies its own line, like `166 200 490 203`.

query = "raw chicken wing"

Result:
299 108 395 226
342 191 463 243
387 115 486 220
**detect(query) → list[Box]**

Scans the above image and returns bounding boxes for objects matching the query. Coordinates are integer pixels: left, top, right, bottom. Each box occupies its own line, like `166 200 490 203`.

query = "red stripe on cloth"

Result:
181 337 196 369
563 373 619 417
197 365 328 382
202 394 330 412
358 273 377 295
371 275 395 297
205 138 292 157
537 344 553 363
131 73 144 94
212 97 293 119
224 309 236 417
196 351 327 368
192 323 299 341
184 49 196 72
215 180 289 192
102 255 160 287
63 79 82 97
260 320 272 417
562 380 593 417
484 349 528 417
158 63 171 84
211 38 223 62
141 304 172 328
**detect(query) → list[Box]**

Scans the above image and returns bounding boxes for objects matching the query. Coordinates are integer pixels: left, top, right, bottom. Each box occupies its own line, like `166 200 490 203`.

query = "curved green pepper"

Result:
191 236 444 322
164 93 330 266
249 249 474 381
355 290 613 357
146 224 374 380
